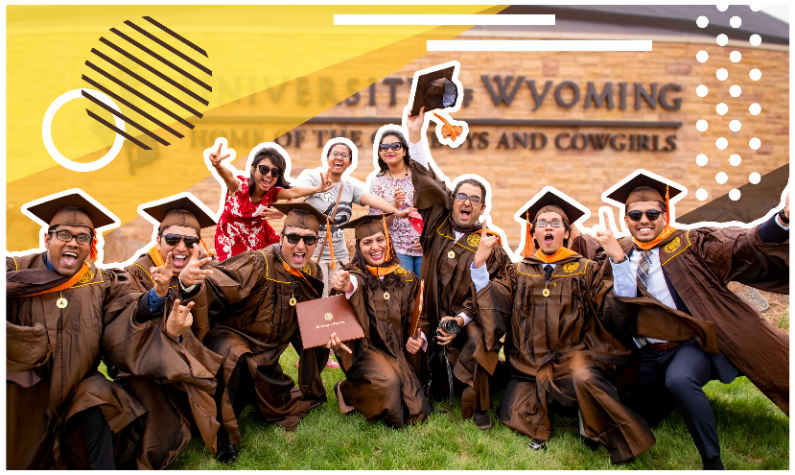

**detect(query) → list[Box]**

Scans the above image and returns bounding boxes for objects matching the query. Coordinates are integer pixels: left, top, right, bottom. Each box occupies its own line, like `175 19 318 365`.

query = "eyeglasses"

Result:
49 230 93 245
163 234 201 247
455 193 482 205
283 233 319 246
626 210 663 222
536 220 564 228
330 152 349 159
256 164 281 177
378 142 402 152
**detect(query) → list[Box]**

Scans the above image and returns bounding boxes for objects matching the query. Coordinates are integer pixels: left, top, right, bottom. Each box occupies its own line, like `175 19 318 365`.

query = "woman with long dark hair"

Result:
208 141 333 261
325 214 430 428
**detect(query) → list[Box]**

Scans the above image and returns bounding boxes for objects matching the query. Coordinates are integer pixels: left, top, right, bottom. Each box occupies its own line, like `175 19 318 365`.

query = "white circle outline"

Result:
42 89 126 173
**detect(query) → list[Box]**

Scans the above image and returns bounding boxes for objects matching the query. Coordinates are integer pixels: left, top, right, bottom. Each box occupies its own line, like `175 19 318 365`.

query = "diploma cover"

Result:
408 279 425 338
296 294 364 349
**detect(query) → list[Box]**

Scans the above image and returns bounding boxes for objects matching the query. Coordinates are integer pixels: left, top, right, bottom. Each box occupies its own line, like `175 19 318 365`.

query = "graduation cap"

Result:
139 194 217 234
518 190 587 257
605 171 684 227
272 202 328 234
22 190 118 261
340 213 395 240
24 190 116 232
410 65 458 116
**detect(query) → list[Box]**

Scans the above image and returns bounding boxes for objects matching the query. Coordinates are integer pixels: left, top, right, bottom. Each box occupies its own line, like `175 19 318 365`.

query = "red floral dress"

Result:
215 174 281 261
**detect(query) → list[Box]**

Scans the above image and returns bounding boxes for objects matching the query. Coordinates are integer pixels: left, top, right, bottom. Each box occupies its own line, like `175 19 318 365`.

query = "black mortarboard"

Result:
410 65 459 116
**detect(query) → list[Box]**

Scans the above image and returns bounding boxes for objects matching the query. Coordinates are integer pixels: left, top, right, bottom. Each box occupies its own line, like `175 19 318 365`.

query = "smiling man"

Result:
406 114 511 429
194 203 330 463
7 191 214 470
470 191 654 463
588 172 790 470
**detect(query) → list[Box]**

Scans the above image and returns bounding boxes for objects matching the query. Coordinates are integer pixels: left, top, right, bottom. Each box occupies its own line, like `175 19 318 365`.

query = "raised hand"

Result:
207 140 232 168
166 299 194 339
259 207 285 221
394 206 415 219
331 270 352 292
406 106 426 143
326 332 352 354
313 168 334 194
179 245 214 287
393 187 406 209
406 328 423 354
150 252 173 298
473 219 499 269
586 210 625 262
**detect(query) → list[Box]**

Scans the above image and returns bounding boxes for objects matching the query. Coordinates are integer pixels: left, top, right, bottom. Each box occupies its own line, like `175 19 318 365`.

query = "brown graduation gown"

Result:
474 253 655 463
332 266 431 427
197 245 329 445
608 225 789 415
6 253 218 469
116 252 227 468
411 167 512 417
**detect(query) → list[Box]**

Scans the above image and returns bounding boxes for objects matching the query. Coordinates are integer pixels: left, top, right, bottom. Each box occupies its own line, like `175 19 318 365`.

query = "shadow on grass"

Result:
168 348 788 470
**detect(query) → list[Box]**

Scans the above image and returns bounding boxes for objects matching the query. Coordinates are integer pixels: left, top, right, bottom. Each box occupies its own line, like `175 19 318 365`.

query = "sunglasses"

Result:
455 193 483 205
378 142 403 152
626 210 663 222
50 229 93 245
256 164 281 177
536 220 564 229
163 234 201 247
283 233 319 246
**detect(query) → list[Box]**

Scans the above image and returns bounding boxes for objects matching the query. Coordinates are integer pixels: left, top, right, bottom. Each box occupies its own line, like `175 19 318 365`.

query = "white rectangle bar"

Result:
334 14 555 26
428 40 653 52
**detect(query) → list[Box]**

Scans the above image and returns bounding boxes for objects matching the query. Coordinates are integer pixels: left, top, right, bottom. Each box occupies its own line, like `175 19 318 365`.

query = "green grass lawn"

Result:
169 347 789 470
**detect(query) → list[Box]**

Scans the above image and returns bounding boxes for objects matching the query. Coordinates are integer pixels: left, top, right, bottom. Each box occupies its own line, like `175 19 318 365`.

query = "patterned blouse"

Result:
368 173 421 257
214 174 281 261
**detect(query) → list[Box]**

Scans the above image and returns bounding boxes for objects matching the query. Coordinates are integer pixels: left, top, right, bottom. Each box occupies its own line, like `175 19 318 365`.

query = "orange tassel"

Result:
382 216 394 261
326 221 335 270
200 238 215 257
433 113 463 141
522 213 534 258
664 185 671 228
90 236 98 261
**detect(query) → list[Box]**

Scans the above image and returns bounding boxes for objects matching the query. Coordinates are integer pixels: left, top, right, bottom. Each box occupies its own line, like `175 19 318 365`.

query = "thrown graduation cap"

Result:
521 191 587 225
340 213 395 240
139 194 217 231
410 65 459 116
606 172 684 206
24 190 116 231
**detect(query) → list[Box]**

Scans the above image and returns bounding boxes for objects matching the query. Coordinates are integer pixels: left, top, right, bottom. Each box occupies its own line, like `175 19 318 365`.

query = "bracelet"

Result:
778 209 789 225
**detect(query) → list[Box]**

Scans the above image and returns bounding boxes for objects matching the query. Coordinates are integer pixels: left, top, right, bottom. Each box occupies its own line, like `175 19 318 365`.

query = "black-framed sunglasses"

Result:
163 234 201 247
256 164 281 177
378 142 402 152
626 210 663 222
455 193 482 205
283 233 319 246
49 229 93 245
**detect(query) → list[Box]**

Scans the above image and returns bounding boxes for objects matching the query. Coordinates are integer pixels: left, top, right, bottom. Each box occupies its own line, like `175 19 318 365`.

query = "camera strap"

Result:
442 345 454 408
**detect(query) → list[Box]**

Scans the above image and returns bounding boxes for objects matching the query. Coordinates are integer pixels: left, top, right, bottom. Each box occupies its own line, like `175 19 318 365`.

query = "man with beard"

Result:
294 138 411 298
470 190 655 463
193 203 330 463
404 110 511 428
587 172 789 470
6 190 215 469
114 193 228 468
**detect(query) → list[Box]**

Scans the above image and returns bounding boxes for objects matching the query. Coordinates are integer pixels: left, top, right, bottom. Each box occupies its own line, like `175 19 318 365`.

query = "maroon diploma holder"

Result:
296 294 364 349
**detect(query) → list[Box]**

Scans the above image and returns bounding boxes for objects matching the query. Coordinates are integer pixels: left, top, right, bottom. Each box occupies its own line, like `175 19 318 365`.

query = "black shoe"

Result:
473 411 493 430
216 443 238 464
703 456 724 470
528 439 547 452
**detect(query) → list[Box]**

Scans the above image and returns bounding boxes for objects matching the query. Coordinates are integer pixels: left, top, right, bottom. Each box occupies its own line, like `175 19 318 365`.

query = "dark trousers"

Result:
61 406 116 470
639 341 720 462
